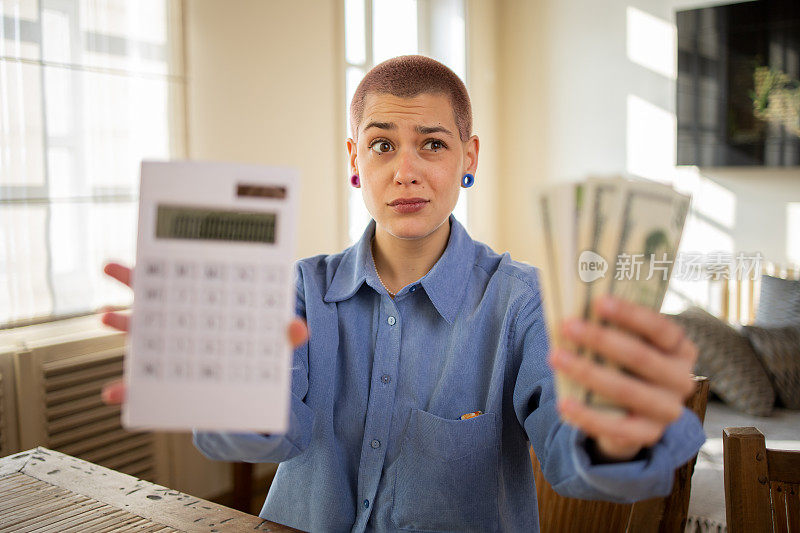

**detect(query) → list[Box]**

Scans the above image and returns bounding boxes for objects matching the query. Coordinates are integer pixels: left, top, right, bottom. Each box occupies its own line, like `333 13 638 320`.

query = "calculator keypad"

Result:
136 259 288 383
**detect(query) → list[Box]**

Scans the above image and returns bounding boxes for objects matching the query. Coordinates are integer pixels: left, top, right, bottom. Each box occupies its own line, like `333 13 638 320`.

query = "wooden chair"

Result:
531 375 710 532
723 427 800 532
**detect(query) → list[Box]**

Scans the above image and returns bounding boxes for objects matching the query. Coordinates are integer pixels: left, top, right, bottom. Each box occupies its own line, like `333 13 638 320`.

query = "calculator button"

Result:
200 313 224 331
228 339 252 357
203 264 225 282
258 341 277 358
142 311 164 329
228 363 254 382
142 336 164 353
199 338 221 356
142 260 166 279
260 313 281 333
139 359 161 378
233 265 256 283
263 266 283 285
172 285 195 305
256 364 275 382
263 292 282 310
198 361 222 381
231 314 253 332
173 262 196 280
172 311 195 330
141 286 165 303
201 288 225 306
232 290 255 308
169 337 195 354
167 359 192 380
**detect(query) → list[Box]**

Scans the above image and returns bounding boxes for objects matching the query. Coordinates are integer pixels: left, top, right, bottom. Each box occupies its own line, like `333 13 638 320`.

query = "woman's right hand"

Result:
100 262 309 404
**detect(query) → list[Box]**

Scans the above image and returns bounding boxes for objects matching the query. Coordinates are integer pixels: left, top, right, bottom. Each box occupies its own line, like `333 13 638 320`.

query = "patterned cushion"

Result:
755 275 800 327
742 325 800 409
672 307 775 416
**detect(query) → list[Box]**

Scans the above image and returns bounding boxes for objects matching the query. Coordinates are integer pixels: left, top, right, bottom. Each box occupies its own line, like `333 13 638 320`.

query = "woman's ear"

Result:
346 138 358 174
464 135 479 175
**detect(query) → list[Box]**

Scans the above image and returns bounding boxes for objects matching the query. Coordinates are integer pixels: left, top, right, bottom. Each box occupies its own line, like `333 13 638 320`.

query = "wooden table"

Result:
0 447 303 532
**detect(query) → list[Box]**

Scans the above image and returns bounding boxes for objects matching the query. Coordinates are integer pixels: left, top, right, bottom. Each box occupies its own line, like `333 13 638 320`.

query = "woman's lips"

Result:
388 198 429 214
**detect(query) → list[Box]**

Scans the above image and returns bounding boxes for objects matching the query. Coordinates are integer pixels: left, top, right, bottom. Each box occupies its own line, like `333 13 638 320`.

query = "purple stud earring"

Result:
461 173 475 188
350 174 360 187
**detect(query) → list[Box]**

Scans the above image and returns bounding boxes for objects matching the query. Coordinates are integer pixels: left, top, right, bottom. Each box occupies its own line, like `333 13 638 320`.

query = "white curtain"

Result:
0 0 184 327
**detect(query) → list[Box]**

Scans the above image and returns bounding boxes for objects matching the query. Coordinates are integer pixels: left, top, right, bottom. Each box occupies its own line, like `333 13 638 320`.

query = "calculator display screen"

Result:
155 205 277 244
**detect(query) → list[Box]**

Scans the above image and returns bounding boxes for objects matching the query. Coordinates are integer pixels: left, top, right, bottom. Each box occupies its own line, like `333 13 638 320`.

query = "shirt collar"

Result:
324 215 475 324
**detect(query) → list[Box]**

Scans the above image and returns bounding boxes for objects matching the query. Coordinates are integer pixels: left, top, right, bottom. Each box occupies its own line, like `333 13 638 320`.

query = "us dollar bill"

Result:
535 182 588 404
584 179 691 413
575 177 624 324
573 177 625 410
537 177 691 415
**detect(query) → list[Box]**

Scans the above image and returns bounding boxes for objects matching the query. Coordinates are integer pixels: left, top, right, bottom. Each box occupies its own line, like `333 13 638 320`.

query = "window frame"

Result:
343 0 469 245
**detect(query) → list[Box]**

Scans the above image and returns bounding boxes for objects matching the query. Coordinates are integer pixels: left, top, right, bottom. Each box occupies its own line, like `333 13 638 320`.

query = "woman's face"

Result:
347 92 478 242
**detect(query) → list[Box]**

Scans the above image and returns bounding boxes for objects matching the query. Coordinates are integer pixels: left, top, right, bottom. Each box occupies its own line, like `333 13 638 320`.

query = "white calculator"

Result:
123 160 298 432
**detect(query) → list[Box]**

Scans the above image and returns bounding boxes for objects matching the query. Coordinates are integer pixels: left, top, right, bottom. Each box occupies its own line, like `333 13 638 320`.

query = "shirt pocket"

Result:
391 408 500 532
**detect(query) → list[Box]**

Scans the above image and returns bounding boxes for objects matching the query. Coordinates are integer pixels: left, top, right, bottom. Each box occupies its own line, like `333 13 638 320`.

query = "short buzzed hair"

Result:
349 55 472 141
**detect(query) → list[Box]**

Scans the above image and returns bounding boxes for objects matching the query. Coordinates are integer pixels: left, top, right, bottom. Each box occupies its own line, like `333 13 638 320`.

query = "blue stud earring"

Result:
461 173 475 188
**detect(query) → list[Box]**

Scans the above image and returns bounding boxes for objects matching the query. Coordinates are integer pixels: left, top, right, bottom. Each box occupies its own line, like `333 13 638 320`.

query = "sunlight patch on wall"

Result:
626 6 676 80
679 210 734 260
626 94 676 183
674 167 736 231
662 209 735 315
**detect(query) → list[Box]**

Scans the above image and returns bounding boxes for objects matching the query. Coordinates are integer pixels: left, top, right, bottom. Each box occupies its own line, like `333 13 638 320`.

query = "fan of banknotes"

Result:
534 176 691 414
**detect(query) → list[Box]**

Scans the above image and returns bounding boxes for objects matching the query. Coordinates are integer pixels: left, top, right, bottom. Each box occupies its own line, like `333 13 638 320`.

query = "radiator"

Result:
3 315 239 499
0 345 20 457
11 317 169 484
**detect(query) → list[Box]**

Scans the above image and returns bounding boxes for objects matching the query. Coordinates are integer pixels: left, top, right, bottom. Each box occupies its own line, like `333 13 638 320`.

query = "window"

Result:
344 0 467 244
0 0 184 327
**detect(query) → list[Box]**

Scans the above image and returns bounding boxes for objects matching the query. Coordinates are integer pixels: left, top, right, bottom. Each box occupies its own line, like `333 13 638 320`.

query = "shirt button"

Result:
370 439 381 449
363 499 370 509
387 316 396 326
380 374 391 384
409 285 417 293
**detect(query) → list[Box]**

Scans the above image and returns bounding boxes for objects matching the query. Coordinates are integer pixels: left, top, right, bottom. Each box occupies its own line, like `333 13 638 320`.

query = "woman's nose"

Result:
393 148 420 185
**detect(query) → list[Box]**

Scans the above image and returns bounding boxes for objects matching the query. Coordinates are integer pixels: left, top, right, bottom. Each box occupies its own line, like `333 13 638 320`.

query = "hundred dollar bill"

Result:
603 180 690 309
574 177 624 324
535 182 587 404
585 179 691 412
571 177 625 409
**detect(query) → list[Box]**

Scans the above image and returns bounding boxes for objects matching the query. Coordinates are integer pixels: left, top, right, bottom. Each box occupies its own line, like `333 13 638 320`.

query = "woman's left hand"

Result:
549 295 698 462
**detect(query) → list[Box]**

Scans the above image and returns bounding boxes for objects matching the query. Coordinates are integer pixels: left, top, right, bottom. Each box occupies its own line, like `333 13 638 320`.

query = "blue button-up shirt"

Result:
194 216 705 532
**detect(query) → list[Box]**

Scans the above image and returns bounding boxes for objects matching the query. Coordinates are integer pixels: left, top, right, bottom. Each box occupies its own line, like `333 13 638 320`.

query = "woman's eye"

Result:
370 141 393 154
423 140 445 151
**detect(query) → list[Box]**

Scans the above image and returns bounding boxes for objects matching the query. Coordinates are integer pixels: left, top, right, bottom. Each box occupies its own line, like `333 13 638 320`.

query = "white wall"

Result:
184 0 346 259
487 0 800 310
465 0 501 247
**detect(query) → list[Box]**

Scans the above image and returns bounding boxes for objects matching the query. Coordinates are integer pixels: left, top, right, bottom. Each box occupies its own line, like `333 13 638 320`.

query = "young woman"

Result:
102 55 704 532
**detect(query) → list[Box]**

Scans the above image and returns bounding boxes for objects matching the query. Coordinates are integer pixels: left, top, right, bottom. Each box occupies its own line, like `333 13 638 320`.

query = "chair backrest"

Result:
531 375 710 532
715 261 800 326
723 426 800 532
